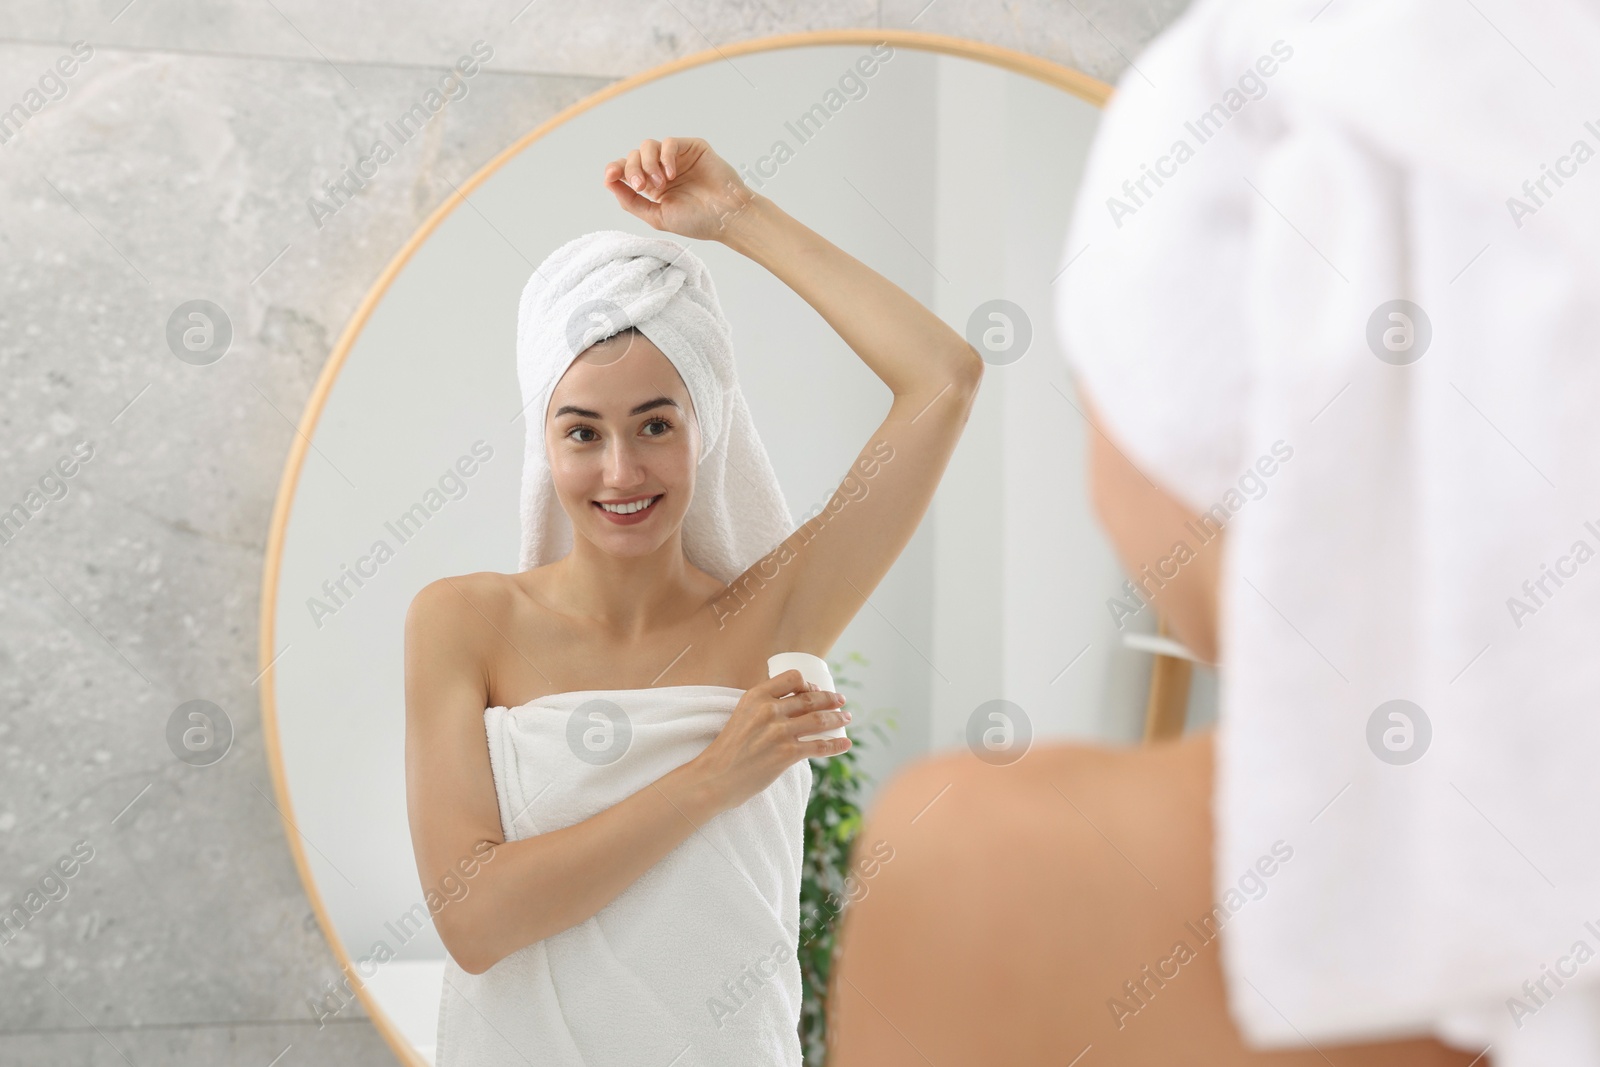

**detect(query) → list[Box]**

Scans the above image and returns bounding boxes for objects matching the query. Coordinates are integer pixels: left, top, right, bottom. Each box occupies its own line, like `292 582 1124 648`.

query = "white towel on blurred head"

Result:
515 229 793 578
1055 0 1600 1063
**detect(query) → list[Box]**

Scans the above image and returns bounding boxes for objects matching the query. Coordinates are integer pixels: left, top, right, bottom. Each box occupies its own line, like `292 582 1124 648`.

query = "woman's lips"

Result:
593 494 662 525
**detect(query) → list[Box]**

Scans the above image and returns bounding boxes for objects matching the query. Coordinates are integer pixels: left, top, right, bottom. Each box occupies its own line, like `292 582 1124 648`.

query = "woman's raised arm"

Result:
608 137 985 655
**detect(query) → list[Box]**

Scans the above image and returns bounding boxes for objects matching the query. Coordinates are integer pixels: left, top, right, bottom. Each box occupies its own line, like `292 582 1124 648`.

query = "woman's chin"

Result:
586 520 679 556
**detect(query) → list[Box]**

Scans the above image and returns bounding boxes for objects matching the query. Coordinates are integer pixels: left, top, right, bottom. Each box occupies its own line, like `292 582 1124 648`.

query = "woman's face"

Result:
545 329 702 560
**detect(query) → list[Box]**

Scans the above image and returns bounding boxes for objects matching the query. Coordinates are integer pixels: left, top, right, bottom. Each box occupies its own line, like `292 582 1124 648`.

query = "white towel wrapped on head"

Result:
1054 1 1600 1063
515 228 794 580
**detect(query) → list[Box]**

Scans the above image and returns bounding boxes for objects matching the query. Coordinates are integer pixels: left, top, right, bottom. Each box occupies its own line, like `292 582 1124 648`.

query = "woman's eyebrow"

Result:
629 397 679 416
553 397 679 419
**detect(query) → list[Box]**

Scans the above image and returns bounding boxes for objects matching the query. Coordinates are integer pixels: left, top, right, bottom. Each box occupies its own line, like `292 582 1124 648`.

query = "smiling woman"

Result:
403 134 983 1065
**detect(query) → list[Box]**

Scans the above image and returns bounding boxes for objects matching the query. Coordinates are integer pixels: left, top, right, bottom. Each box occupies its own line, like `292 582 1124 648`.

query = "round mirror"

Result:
260 31 1204 1064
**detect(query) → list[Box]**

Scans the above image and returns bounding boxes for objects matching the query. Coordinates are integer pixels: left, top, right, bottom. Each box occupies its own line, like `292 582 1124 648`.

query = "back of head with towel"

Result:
1056 0 1600 1063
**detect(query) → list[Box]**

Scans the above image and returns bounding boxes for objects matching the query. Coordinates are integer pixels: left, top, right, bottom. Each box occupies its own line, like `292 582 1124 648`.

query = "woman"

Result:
404 136 982 1065
823 405 1485 1066
825 0 1600 1065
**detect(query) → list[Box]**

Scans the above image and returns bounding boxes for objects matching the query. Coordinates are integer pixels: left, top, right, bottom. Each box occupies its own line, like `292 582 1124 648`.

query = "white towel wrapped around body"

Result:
435 684 811 1067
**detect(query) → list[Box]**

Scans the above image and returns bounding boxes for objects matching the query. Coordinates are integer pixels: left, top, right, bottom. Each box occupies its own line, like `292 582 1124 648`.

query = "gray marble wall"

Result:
0 2 1186 1063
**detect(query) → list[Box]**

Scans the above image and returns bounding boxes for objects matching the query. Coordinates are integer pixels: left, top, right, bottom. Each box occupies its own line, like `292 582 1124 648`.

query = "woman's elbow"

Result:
435 911 503 976
445 938 502 977
453 951 497 977
953 342 985 394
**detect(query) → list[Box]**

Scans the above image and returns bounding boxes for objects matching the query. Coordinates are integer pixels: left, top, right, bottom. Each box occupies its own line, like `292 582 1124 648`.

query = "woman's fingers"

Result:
778 688 844 721
790 706 851 740
602 156 637 194
602 136 741 239
656 136 707 182
611 147 652 194
639 139 664 186
600 151 668 228
603 177 659 226
625 148 648 192
764 668 807 699
647 136 705 185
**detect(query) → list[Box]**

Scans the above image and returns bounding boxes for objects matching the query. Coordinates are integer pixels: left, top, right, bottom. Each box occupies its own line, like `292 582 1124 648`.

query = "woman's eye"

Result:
643 418 672 437
567 426 597 443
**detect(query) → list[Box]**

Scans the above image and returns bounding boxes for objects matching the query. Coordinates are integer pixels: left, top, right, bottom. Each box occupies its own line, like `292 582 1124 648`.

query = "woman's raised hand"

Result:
689 669 852 815
602 137 758 242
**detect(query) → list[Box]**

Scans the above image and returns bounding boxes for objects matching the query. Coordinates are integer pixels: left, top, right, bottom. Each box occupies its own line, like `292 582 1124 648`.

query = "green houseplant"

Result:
797 651 898 1067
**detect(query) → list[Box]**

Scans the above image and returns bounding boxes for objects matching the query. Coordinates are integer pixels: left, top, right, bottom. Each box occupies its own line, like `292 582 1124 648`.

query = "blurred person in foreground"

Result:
827 1 1600 1064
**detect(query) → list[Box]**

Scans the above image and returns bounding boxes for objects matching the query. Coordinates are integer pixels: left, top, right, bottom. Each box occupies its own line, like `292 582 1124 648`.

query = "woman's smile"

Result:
594 492 663 524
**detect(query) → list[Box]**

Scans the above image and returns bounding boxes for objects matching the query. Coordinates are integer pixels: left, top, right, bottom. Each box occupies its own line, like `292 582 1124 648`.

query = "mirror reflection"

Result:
267 39 1212 1064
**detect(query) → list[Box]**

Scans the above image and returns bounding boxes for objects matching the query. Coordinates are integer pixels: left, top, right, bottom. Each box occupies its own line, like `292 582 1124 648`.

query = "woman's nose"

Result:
604 440 646 486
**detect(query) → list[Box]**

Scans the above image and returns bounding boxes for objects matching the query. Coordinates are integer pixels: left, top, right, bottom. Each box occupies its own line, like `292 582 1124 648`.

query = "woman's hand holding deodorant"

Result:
767 653 850 748
688 655 851 817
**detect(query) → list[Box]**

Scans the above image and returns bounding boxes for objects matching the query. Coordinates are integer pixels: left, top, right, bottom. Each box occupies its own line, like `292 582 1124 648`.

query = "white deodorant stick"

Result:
767 652 848 755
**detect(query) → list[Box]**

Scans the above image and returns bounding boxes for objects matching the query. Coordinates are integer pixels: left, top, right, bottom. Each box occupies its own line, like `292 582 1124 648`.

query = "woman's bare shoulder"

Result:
404 571 541 724
406 569 532 635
